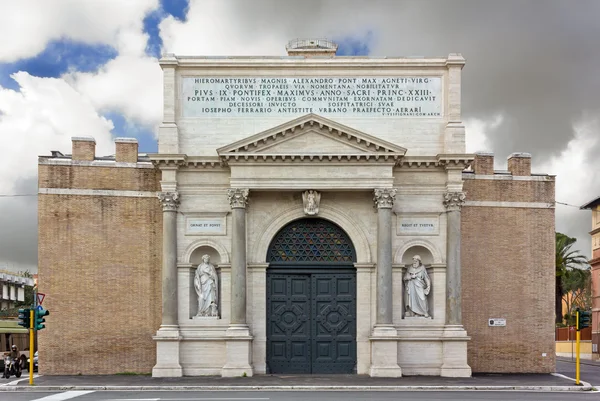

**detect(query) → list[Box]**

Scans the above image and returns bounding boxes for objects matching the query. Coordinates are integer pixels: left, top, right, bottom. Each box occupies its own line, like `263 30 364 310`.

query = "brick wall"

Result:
461 154 556 373
38 149 162 374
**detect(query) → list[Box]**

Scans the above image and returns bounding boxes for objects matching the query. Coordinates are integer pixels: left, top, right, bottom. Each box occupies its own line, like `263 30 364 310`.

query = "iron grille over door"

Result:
267 218 356 263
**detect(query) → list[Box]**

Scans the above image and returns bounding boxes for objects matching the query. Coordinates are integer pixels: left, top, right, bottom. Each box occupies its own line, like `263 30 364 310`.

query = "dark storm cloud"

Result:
0 177 38 271
217 0 600 255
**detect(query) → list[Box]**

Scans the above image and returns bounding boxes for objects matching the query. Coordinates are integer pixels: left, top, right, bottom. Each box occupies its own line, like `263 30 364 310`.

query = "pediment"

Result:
217 114 407 162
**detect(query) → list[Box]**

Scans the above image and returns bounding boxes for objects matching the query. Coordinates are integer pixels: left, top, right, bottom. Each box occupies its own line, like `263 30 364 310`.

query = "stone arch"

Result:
395 239 443 265
182 239 230 265
254 204 372 264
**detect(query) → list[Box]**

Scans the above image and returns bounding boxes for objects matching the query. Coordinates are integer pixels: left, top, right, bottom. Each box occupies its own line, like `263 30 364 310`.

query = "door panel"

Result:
267 274 311 373
267 270 356 374
312 273 356 373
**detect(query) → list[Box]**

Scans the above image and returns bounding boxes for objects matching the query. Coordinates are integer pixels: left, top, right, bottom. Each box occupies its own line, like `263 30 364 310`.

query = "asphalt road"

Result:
5 391 600 401
557 358 600 387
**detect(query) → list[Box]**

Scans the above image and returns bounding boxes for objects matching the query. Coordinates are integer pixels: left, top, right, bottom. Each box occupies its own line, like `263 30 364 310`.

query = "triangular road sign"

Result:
36 292 45 306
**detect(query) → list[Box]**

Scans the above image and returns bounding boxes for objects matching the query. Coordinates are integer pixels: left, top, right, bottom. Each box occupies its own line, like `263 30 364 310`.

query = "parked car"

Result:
26 351 37 372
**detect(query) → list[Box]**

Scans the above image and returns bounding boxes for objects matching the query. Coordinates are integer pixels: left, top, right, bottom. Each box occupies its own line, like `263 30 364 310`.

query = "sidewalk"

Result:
0 372 593 392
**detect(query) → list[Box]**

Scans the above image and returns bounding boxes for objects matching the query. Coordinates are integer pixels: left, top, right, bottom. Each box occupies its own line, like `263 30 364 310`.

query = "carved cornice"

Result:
443 191 466 211
218 114 407 154
158 191 180 211
147 154 187 169
227 188 249 209
437 154 475 170
184 157 226 169
220 153 402 164
397 157 443 169
373 188 397 209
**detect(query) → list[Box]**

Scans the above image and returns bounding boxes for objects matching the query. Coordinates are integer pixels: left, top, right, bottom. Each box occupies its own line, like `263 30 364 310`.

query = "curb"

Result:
0 384 593 392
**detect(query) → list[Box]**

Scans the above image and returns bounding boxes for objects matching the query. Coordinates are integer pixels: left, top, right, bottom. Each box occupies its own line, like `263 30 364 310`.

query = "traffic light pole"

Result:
29 309 34 385
576 310 580 385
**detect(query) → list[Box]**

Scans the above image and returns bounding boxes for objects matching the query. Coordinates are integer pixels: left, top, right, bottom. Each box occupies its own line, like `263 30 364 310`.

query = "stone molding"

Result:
443 192 466 211
39 188 157 198
148 154 187 168
216 114 406 167
158 191 180 211
373 188 397 209
227 188 249 209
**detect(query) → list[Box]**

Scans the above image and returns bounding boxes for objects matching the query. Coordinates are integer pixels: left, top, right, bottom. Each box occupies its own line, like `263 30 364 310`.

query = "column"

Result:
222 188 253 377
440 191 471 377
152 191 182 377
443 191 465 325
369 188 401 377
228 188 249 325
374 188 396 326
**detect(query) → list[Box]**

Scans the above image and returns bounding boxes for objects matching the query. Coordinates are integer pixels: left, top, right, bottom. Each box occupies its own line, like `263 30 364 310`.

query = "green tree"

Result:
556 232 589 324
561 266 591 324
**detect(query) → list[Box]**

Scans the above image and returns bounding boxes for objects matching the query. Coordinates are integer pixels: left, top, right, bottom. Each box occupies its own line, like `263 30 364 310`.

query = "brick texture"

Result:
38 164 162 375
507 155 532 176
39 165 159 192
72 140 95 161
462 174 556 373
472 154 494 175
115 142 139 163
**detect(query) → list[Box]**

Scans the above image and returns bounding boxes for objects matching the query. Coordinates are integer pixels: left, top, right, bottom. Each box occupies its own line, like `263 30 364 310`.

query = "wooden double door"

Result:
266 269 357 374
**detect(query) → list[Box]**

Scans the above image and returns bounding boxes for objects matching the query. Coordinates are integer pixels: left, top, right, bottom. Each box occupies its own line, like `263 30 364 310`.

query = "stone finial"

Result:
373 188 397 209
443 192 466 211
227 188 249 209
302 190 321 216
158 192 180 212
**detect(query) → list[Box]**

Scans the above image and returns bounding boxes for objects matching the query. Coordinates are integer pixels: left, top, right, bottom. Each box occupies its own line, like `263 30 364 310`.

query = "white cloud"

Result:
464 114 504 154
65 54 163 129
0 72 114 192
0 0 158 62
537 116 600 258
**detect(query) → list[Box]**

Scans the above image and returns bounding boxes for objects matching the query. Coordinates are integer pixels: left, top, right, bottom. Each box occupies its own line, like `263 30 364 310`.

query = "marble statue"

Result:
403 255 431 318
302 190 321 215
194 254 219 317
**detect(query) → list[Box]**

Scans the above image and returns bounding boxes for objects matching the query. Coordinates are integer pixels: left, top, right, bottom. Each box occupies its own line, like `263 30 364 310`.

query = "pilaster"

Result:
153 191 183 377
370 188 402 377
222 188 253 377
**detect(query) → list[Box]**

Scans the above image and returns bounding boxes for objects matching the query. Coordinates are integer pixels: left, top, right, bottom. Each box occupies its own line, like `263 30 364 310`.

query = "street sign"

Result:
36 293 45 305
36 305 43 311
488 318 506 327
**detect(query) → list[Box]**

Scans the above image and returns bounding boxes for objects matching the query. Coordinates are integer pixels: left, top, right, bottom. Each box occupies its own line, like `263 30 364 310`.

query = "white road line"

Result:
32 391 96 401
103 399 269 401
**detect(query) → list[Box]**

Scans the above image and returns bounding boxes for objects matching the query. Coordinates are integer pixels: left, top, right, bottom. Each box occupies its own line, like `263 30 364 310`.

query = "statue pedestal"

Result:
369 325 402 377
440 325 472 377
152 325 183 377
192 316 219 320
221 324 254 377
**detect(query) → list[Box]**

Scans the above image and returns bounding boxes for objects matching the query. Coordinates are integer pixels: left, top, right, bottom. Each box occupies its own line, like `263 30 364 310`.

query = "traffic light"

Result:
34 307 49 331
578 309 591 330
18 308 30 329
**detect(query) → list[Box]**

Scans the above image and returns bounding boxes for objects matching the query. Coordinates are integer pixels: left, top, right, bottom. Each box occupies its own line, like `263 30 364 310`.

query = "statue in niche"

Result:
302 190 321 216
404 255 431 318
194 254 219 317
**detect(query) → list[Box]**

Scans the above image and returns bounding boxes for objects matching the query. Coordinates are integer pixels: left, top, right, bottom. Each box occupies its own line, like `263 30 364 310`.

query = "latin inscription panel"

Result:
397 214 440 236
182 77 442 118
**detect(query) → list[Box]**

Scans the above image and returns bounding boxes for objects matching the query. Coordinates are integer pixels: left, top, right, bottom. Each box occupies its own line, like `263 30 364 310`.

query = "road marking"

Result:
103 399 269 401
32 391 95 401
0 373 41 386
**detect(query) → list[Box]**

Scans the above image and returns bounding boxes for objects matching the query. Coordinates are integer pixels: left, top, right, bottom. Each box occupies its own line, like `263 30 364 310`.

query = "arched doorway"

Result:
266 218 357 374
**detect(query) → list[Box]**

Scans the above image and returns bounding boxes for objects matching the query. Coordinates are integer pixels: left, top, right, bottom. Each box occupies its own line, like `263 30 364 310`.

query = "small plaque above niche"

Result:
185 213 228 236
396 213 440 236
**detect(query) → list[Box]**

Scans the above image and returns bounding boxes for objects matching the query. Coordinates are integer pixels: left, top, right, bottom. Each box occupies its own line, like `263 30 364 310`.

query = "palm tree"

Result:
556 232 589 324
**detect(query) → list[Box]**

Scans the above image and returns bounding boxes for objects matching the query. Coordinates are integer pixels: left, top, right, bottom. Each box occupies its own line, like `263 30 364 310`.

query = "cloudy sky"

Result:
0 0 598 272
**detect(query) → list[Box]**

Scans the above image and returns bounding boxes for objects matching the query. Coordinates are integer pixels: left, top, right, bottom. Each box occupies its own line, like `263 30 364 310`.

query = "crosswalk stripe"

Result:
31 390 96 401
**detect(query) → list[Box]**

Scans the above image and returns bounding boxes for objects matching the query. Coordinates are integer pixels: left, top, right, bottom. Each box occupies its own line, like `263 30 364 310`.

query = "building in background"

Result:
0 271 34 311
581 196 600 358
38 39 556 377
